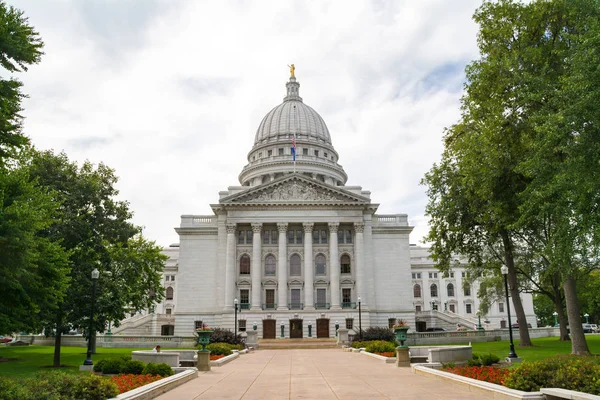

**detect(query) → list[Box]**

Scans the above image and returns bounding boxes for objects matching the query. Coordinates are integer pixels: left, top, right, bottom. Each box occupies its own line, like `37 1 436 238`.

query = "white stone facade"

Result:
118 75 536 338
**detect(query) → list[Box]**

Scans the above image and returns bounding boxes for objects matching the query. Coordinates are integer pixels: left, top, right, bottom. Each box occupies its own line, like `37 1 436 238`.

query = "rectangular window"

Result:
314 150 319 157
278 148 284 156
320 230 328 244
450 272 454 278
345 318 353 330
271 230 277 244
240 289 249 306
194 320 203 330
412 273 416 279
341 258 351 274
499 303 504 313
295 230 302 244
388 318 396 329
324 152 328 158
246 230 253 244
345 230 352 243
433 303 438 311
316 288 326 305
291 289 301 309
288 230 294 244
462 271 466 278
268 150 272 156
337 230 344 244
238 231 245 244
258 152 262 158
303 148 308 155
416 305 422 312
171 275 175 281
166 308 171 315
265 289 275 308
313 230 319 244
316 259 326 275
165 276 169 281
449 304 455 313
263 230 270 244
466 304 472 314
238 319 246 332
342 288 351 304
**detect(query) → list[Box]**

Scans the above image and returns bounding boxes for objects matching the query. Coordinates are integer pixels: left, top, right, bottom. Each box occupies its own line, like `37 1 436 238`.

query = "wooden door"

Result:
316 318 329 338
290 319 303 338
262 319 276 339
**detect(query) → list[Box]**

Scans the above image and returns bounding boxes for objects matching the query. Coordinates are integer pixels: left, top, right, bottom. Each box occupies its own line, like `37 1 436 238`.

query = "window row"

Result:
237 228 355 245
251 147 336 162
412 271 469 279
235 287 355 310
164 275 176 282
239 254 352 276
413 283 471 298
414 303 473 314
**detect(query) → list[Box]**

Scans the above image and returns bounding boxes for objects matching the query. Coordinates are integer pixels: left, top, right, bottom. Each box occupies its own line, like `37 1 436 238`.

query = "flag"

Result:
291 136 296 161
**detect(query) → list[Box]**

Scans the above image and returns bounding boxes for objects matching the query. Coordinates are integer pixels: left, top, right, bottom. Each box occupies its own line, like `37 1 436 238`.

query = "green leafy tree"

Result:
0 1 43 161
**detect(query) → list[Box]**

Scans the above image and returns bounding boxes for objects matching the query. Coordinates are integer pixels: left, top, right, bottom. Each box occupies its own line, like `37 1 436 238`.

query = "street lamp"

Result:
335 320 339 337
83 268 100 366
584 313 590 324
444 301 448 312
308 321 312 338
358 296 362 341
234 298 238 334
280 321 285 338
553 311 558 327
501 266 518 359
476 310 483 330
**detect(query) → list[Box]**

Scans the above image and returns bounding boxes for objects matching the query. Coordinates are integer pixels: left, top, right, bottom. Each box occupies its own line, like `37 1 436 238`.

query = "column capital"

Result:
277 223 288 233
353 222 365 233
303 222 314 233
226 223 237 234
251 223 263 233
328 222 339 233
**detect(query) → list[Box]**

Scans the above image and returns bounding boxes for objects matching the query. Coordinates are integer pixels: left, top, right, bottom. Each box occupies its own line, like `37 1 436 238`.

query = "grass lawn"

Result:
422 334 600 364
0 345 185 379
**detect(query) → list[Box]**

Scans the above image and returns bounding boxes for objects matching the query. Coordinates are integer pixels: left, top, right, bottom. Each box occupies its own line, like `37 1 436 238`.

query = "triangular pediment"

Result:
220 175 369 205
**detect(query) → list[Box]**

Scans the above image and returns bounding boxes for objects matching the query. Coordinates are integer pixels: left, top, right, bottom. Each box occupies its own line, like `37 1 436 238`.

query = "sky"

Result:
10 0 482 247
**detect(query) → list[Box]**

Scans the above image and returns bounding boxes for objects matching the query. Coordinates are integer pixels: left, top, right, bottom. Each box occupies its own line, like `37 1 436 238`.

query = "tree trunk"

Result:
501 231 533 346
564 274 590 355
551 280 569 341
53 313 63 367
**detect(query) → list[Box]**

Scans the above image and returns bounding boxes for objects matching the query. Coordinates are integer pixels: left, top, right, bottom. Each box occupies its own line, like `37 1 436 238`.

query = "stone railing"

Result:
373 214 409 226
180 215 217 227
16 335 197 349
406 327 560 345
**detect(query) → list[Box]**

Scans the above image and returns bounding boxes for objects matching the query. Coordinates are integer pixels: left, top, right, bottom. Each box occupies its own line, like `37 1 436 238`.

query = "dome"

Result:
239 74 347 187
254 78 332 146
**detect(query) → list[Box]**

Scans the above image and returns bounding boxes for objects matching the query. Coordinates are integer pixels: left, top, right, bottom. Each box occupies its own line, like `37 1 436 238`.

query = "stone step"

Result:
258 338 339 350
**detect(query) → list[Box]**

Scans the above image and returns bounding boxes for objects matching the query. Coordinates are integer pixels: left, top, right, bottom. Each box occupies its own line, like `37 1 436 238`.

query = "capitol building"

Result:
115 72 536 338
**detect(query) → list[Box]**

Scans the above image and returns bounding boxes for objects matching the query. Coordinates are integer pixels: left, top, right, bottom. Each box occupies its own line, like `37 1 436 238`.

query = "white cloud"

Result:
11 0 481 246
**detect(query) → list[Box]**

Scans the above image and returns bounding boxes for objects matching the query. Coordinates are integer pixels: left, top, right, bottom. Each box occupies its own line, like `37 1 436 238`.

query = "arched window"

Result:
464 283 471 296
166 286 174 300
340 255 351 274
430 284 438 297
413 284 421 298
315 254 326 275
265 255 276 275
240 255 250 275
290 254 301 276
447 283 454 297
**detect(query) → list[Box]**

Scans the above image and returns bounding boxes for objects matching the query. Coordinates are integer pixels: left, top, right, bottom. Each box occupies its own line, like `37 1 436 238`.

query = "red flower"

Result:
442 366 512 386
110 374 164 393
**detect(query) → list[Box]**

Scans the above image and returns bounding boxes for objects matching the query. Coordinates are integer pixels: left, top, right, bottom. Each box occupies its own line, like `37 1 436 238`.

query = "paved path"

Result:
156 349 484 400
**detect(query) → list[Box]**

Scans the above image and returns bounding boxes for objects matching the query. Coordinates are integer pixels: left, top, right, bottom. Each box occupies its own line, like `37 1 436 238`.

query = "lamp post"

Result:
444 301 448 312
280 321 285 338
501 266 518 359
83 268 100 366
253 321 257 331
358 296 362 341
335 320 339 337
234 298 238 334
477 310 483 330
584 313 589 324
553 311 558 327
308 321 312 338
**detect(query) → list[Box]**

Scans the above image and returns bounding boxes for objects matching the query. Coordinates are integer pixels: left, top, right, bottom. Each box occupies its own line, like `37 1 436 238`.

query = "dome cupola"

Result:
239 69 347 187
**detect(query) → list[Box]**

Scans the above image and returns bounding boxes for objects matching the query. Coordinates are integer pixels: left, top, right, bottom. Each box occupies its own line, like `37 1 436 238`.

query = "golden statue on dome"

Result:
288 64 295 78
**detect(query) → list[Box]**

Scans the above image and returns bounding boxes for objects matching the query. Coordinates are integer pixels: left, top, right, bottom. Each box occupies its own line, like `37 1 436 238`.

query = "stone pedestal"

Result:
246 331 258 349
396 347 410 368
337 328 349 346
79 364 94 372
197 351 211 371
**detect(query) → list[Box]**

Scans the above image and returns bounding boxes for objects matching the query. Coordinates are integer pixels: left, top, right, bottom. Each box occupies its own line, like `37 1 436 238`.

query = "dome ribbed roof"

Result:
253 77 332 145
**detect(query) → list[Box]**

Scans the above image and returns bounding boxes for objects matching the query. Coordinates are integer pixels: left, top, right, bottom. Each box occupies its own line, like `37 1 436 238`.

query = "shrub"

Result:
70 373 120 400
467 353 500 367
142 362 174 377
93 359 106 373
504 355 600 394
6 371 119 400
205 342 233 355
101 358 126 374
209 328 245 345
121 360 146 375
351 341 368 349
0 377 29 400
357 327 396 342
364 340 397 354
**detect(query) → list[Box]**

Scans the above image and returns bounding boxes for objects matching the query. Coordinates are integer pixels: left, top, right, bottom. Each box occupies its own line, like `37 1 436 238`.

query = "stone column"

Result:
224 223 237 311
329 222 341 310
354 222 366 307
277 223 288 310
251 223 262 311
303 223 314 310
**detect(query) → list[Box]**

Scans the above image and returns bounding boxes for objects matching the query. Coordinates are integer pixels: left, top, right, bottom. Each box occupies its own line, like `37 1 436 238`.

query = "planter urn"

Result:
394 327 410 348
196 330 213 352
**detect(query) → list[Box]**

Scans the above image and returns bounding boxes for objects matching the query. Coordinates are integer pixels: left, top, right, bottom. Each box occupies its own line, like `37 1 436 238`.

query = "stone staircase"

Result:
258 338 338 350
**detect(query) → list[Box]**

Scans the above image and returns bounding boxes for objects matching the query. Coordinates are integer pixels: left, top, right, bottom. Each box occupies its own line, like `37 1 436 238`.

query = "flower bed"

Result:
111 374 164 394
374 352 395 358
210 354 225 361
442 365 511 385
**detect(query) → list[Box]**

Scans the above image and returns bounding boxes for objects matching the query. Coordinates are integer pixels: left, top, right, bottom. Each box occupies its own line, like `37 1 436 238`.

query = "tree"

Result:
0 1 43 162
28 150 165 367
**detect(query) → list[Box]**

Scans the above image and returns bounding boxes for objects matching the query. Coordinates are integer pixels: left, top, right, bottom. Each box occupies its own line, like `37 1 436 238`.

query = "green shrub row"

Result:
353 327 396 342
351 340 396 353
93 356 172 377
505 355 600 394
198 342 244 355
0 371 119 400
199 328 245 345
467 352 500 367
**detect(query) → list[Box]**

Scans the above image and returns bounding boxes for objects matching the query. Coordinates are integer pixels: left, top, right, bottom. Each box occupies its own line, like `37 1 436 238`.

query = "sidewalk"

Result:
155 349 486 400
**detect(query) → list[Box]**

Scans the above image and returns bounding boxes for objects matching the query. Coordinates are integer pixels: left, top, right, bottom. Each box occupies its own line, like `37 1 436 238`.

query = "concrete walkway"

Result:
156 349 485 400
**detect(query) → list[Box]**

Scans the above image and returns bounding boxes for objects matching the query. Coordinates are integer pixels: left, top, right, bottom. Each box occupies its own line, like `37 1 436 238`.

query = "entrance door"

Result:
262 319 276 339
416 321 427 332
316 318 329 338
290 319 303 338
161 325 174 336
